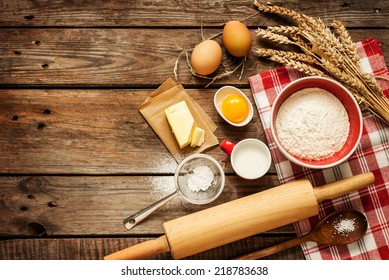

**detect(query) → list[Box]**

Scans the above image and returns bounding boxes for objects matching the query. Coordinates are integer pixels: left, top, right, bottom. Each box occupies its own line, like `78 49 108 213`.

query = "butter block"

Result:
165 101 196 149
190 126 205 147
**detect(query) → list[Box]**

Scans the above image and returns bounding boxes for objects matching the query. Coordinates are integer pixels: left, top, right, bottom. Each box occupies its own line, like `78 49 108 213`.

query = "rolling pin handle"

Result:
104 235 170 260
314 172 375 203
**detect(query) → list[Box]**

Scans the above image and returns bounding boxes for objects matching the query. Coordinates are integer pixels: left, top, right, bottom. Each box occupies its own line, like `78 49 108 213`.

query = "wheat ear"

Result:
331 20 360 65
256 48 317 64
269 55 327 77
267 25 300 35
256 28 296 45
253 0 304 23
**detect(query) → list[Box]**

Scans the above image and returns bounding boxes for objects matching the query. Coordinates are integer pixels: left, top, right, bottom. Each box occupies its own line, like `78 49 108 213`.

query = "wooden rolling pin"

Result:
104 172 375 260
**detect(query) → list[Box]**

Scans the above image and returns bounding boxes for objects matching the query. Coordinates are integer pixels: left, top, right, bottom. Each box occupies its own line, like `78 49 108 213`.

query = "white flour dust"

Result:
149 177 190 209
276 88 350 160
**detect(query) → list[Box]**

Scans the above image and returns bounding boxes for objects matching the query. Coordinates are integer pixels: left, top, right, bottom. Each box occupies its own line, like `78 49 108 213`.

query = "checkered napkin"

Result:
249 38 389 260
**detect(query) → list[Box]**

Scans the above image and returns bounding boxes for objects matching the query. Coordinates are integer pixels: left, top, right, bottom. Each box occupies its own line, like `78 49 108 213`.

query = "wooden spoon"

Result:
233 209 368 260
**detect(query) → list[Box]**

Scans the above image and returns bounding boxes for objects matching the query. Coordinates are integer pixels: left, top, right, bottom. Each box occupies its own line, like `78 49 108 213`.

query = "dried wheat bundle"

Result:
253 0 389 123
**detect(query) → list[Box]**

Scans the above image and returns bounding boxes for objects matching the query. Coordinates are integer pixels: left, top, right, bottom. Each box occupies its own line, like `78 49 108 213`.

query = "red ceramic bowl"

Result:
270 76 363 169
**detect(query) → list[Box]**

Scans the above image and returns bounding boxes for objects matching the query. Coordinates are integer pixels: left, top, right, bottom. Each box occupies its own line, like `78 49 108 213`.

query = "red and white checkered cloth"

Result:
249 38 389 260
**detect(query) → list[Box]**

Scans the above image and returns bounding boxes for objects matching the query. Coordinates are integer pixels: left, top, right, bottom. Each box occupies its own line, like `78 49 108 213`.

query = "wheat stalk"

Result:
256 28 296 45
253 0 304 23
253 1 389 124
267 25 300 35
331 20 360 65
256 48 317 64
269 55 327 77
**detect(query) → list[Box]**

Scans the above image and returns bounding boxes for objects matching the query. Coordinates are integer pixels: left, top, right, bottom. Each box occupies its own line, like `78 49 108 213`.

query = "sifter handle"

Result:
104 235 170 260
314 172 375 203
123 191 179 230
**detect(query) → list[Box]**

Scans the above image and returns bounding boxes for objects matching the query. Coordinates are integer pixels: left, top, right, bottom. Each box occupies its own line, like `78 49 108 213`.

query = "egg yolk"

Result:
221 95 249 123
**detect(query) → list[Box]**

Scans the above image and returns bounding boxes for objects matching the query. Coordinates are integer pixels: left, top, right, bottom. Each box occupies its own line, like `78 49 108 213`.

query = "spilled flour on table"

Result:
149 177 191 210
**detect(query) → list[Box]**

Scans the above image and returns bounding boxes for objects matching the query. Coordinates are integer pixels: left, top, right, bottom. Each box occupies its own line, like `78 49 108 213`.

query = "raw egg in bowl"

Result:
214 86 253 127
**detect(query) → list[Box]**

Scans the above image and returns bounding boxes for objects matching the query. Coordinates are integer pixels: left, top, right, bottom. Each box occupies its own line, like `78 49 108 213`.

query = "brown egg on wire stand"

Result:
190 39 223 75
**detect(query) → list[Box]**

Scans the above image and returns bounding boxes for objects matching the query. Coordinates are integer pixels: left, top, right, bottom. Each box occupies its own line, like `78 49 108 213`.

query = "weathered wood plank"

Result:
0 236 305 260
0 28 264 86
0 0 387 28
0 175 295 236
0 0 383 262
0 29 387 86
0 88 267 174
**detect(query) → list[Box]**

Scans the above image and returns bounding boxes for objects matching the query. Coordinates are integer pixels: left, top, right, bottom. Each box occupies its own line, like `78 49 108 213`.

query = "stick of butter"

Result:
165 101 196 149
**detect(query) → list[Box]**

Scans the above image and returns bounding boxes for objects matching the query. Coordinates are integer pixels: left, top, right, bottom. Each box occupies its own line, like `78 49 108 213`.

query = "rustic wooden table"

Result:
0 0 388 260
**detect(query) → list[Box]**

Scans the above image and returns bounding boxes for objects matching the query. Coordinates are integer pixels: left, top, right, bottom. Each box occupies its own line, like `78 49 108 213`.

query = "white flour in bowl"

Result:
187 165 214 192
276 88 350 160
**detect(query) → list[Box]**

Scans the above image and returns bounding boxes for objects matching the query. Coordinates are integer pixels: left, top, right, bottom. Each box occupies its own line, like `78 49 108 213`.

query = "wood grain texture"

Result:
0 29 387 86
0 0 387 27
0 175 292 236
0 88 266 174
1 0 386 261
0 236 305 260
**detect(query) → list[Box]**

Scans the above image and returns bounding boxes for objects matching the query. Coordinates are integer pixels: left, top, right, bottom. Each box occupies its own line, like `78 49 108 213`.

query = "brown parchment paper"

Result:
139 78 219 162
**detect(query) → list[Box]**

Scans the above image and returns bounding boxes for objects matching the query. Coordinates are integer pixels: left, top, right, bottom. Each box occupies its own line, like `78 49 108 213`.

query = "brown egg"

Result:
222 21 252 57
190 39 223 75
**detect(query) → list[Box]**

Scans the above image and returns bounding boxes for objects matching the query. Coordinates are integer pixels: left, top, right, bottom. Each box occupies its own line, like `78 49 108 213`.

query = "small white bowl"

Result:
220 138 272 180
214 86 253 127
